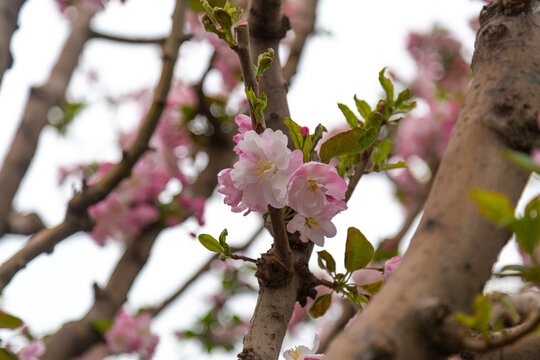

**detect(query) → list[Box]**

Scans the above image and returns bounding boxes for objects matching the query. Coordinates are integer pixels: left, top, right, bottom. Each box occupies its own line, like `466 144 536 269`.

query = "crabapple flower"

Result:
105 309 159 359
230 129 303 211
18 339 46 360
383 255 403 281
287 162 347 217
233 114 253 154
217 168 247 213
283 336 324 360
286 205 339 246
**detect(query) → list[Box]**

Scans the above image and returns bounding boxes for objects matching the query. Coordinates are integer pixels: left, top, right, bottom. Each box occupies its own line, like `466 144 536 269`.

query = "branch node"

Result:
255 252 292 288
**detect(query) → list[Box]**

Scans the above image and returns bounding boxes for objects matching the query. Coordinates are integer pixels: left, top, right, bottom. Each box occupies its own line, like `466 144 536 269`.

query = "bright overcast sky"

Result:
1 0 528 359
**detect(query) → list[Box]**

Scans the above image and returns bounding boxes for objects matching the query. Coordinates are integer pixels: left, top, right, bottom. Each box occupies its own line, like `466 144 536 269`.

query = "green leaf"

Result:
218 228 228 247
0 312 23 329
255 48 274 80
198 234 223 253
309 293 332 318
360 279 384 295
317 250 336 273
366 111 385 129
0 348 18 360
201 13 218 34
512 196 540 254
345 227 374 272
309 124 327 154
470 189 515 227
319 127 377 163
394 89 411 107
284 117 304 151
380 162 408 171
92 319 113 334
212 8 232 29
455 295 492 339
504 150 540 174
228 6 244 24
337 103 359 128
354 95 371 121
378 67 394 105
256 92 267 114
372 139 393 167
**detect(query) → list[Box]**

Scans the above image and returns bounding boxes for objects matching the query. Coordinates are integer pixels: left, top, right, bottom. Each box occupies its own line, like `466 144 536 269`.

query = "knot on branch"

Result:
486 89 540 151
255 252 292 288
502 0 533 15
352 333 396 360
417 298 467 355
238 348 260 360
294 260 318 306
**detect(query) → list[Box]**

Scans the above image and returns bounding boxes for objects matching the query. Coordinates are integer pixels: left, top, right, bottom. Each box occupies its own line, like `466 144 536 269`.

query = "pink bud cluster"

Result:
61 84 206 245
18 339 46 360
218 116 347 246
105 309 159 359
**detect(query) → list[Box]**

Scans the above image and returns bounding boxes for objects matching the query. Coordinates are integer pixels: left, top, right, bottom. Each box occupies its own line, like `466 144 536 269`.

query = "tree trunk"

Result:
326 1 540 359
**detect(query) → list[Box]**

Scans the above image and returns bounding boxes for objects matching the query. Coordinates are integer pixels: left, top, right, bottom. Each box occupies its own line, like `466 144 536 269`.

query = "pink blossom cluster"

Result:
218 117 347 246
391 27 471 208
61 83 206 245
54 0 126 13
105 309 159 359
18 339 46 360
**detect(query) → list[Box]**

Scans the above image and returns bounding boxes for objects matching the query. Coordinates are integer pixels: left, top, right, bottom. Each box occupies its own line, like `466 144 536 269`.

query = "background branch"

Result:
89 29 168 44
0 0 27 87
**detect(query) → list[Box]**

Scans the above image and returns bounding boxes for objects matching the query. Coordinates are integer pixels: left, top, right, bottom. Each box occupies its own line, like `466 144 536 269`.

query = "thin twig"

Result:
463 307 540 353
149 224 263 316
282 0 318 86
90 29 168 44
345 149 373 202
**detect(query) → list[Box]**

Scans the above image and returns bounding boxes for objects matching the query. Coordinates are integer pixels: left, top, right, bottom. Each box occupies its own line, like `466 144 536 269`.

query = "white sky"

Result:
0 0 532 359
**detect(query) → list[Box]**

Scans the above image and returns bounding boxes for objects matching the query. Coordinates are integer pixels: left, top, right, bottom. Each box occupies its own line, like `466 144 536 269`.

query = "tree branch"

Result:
0 0 189 294
89 29 168 44
0 0 26 86
282 0 318 86
0 6 94 238
326 2 540 359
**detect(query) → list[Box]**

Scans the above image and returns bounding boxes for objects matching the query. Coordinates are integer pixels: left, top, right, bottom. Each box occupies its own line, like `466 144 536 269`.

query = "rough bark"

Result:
0 0 26 87
0 7 94 236
326 2 540 359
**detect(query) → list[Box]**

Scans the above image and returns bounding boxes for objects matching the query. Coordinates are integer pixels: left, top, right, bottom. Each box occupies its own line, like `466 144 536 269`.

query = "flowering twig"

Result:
0 0 189 294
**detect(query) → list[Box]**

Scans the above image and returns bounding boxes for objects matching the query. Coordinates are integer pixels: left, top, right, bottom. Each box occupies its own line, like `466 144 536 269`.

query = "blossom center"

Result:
307 179 320 192
306 217 320 228
255 159 276 179
290 347 303 360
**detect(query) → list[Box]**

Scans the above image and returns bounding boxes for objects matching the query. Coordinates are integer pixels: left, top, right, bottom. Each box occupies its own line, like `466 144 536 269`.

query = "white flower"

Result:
283 336 324 360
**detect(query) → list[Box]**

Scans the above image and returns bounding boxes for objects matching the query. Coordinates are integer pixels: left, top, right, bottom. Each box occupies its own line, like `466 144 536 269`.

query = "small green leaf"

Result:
309 124 327 154
337 103 359 128
317 250 336 273
352 293 369 306
455 295 492 339
219 229 228 247
201 14 218 34
198 234 223 253
394 89 411 106
256 92 267 113
92 319 113 334
378 67 394 105
380 162 408 171
354 95 371 121
366 111 385 129
319 127 377 163
0 312 23 329
309 293 332 318
470 189 515 227
212 8 232 29
345 227 374 272
372 139 393 166
504 150 540 174
255 48 274 80
512 196 540 254
0 348 18 360
360 279 384 295
284 117 304 151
